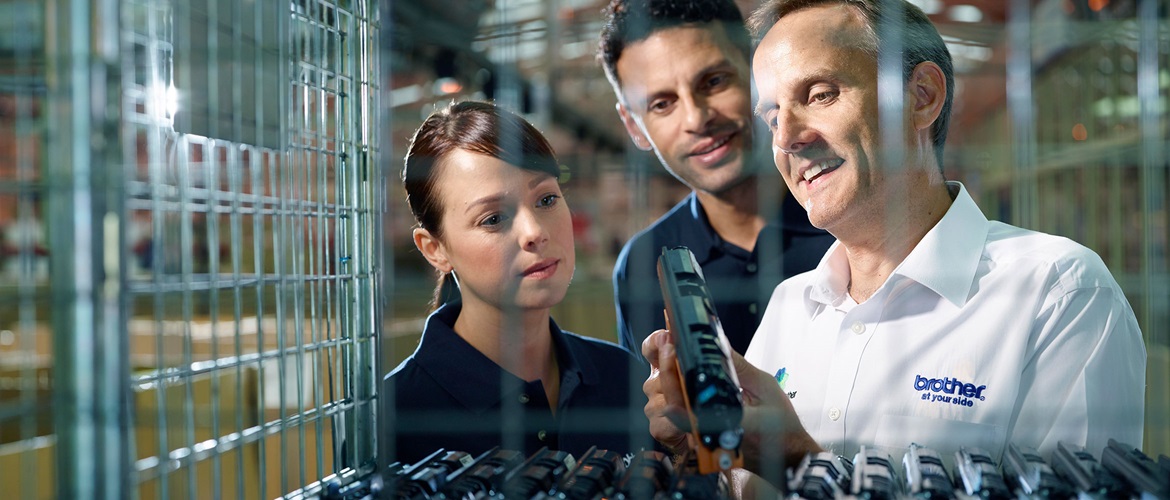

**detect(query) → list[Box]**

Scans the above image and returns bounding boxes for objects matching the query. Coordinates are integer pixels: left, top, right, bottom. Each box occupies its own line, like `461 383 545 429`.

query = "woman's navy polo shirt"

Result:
382 303 653 464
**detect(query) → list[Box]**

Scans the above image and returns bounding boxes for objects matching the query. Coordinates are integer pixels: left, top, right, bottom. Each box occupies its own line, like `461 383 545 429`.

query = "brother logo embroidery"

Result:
914 374 986 407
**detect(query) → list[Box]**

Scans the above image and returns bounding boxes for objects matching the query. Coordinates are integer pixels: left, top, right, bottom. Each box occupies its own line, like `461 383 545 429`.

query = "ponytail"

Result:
430 271 460 310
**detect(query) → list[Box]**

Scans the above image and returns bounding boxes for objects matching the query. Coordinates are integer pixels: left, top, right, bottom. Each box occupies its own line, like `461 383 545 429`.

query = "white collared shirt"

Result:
745 182 1146 462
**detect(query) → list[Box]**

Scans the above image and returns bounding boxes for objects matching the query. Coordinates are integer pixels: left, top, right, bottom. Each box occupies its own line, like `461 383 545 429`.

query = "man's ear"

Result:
616 103 654 151
413 227 451 273
910 61 946 133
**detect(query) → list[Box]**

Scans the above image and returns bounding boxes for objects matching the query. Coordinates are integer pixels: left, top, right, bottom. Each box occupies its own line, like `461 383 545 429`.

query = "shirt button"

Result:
828 407 841 421
746 263 758 273
748 303 758 314
850 322 865 334
537 430 547 441
518 394 530 404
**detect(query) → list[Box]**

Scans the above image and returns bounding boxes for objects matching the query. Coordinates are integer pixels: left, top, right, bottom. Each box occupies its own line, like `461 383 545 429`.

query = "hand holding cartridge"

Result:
642 325 823 479
656 246 746 474
644 247 823 481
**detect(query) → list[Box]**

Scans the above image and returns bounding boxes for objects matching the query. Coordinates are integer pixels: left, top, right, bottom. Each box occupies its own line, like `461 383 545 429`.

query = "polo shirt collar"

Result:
555 329 598 387
412 302 595 414
678 192 718 263
678 191 812 263
805 181 988 309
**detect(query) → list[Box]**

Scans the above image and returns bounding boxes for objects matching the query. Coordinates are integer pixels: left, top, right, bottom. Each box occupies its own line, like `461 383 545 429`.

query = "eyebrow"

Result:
530 175 553 190
753 70 841 117
637 59 738 107
465 193 505 214
463 174 555 214
690 60 737 87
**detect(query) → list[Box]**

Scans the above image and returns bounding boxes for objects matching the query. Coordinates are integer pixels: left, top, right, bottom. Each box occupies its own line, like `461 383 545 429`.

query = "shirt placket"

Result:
820 299 880 445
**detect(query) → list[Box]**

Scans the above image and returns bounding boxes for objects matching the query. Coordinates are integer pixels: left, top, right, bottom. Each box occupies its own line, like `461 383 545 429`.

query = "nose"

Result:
517 209 549 252
772 106 815 155
681 94 713 134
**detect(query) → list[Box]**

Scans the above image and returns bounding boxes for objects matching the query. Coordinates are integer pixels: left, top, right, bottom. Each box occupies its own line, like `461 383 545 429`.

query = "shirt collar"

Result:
806 181 988 309
892 181 988 307
412 302 594 413
678 192 718 263
680 191 815 263
807 240 850 309
554 328 598 387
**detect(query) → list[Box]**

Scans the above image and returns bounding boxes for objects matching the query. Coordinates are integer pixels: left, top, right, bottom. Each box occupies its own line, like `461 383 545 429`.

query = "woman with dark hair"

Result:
384 101 650 464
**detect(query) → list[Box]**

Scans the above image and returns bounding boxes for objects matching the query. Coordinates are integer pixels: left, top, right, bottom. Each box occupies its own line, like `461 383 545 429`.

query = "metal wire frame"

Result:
0 0 380 498
40 0 129 497
117 0 381 498
0 44 56 500
4 1 1166 499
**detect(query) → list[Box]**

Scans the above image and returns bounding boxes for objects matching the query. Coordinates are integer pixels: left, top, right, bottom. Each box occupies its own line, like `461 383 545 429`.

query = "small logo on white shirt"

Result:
774 368 798 399
914 374 986 407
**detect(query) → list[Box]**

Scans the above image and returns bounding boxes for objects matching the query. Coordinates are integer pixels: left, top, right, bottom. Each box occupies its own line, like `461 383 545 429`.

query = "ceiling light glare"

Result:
948 5 983 23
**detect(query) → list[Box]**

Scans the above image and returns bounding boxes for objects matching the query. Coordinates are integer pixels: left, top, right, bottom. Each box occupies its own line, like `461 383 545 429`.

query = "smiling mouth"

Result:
802 159 844 183
691 133 734 156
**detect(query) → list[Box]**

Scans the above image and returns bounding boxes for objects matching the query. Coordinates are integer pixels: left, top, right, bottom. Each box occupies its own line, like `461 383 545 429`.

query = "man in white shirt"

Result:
641 0 1146 482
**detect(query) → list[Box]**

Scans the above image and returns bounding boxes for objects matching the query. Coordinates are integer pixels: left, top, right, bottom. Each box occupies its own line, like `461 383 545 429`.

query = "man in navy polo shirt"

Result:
597 0 834 361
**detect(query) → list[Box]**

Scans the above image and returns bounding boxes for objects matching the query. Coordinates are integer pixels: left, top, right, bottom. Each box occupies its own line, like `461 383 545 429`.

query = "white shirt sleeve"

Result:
1009 284 1146 455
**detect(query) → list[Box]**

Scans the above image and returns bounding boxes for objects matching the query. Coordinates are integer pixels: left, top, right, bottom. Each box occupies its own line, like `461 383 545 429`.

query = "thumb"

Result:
730 350 772 400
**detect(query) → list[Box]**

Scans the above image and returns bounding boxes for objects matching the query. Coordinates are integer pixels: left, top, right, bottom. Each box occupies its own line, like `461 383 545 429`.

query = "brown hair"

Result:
748 0 954 167
402 100 562 308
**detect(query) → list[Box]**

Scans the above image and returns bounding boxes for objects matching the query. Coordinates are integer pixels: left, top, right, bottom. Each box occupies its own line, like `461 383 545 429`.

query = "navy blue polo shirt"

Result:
382 303 653 464
613 192 834 362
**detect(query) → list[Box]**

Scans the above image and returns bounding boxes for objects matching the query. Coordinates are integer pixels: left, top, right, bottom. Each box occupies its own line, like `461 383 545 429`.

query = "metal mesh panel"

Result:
122 0 380 497
0 2 52 498
0 0 379 498
2 0 1168 497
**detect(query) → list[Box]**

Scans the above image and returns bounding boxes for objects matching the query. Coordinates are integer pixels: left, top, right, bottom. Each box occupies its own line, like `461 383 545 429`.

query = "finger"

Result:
655 342 694 432
729 349 776 398
730 349 760 381
645 389 691 455
644 362 681 413
657 342 681 398
643 362 686 421
642 367 661 401
642 329 669 369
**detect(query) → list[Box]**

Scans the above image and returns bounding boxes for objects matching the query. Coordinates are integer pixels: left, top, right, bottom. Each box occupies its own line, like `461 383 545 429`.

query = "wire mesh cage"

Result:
0 0 380 497
0 4 52 498
1 0 1168 498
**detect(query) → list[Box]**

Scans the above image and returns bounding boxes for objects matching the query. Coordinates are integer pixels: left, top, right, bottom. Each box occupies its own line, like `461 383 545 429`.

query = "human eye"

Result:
648 98 673 114
705 73 730 90
537 193 560 208
478 212 506 228
809 86 839 105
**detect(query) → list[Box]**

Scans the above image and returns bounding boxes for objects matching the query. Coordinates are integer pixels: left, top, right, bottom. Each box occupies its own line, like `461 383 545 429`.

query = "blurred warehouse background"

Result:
0 0 1166 498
